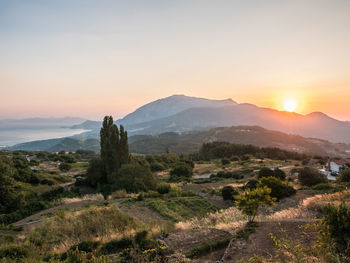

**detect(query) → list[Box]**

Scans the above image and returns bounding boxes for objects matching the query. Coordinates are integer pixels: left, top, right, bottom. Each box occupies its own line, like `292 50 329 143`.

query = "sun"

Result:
283 98 298 112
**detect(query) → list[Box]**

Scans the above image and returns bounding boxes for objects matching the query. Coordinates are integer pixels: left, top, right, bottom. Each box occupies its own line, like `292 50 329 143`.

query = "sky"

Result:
1 0 350 121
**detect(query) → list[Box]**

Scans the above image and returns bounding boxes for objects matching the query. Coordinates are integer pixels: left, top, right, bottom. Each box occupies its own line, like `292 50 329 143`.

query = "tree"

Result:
100 116 120 177
258 177 296 200
323 203 350 255
338 168 350 183
258 167 274 179
273 168 286 180
298 167 327 186
0 157 25 213
221 186 238 201
169 163 193 181
85 157 106 187
99 116 130 183
235 186 276 222
59 162 71 172
115 164 157 193
245 179 259 190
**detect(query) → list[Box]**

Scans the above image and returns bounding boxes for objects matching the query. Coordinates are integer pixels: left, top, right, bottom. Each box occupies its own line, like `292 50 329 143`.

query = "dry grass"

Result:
27 204 140 252
176 207 246 233
266 190 350 221
58 193 105 204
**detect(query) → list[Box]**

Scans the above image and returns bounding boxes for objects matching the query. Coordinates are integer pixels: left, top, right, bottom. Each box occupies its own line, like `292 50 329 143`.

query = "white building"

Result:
327 159 350 175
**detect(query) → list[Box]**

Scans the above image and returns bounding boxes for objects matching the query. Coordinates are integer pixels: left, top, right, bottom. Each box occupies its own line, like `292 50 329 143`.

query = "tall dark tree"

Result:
100 116 119 176
119 125 130 165
99 116 130 184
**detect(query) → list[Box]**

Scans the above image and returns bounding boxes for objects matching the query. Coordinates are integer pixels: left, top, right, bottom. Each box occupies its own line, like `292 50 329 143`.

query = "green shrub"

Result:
298 167 327 186
137 192 144 201
114 164 157 193
221 159 230 165
0 245 28 259
338 168 350 183
259 177 296 200
98 237 133 255
245 179 259 190
221 186 238 201
70 240 101 252
59 162 71 172
312 183 333 191
323 203 350 256
258 167 274 179
273 168 286 180
157 183 171 194
169 163 193 182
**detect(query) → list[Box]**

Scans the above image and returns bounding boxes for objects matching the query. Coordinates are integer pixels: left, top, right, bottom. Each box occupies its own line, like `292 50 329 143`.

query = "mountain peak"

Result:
118 94 237 125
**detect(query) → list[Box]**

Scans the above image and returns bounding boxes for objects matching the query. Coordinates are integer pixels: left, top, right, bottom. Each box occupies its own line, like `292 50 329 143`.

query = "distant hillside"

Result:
121 100 350 143
7 138 99 152
8 125 350 157
0 117 86 129
117 94 237 125
65 95 350 144
129 126 350 156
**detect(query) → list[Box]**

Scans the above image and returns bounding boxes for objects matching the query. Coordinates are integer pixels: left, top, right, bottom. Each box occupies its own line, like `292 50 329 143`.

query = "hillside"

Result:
8 125 350 157
117 94 237 125
121 101 350 143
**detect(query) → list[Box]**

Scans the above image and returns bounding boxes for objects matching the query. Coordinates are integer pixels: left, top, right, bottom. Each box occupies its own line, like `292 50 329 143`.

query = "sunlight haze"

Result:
1 0 350 120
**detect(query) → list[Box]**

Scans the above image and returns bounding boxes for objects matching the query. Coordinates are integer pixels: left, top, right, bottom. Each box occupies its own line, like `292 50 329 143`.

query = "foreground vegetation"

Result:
1 116 350 262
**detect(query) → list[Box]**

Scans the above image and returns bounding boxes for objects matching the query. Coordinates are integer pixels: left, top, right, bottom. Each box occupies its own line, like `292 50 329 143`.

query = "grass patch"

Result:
145 197 218 222
27 204 139 252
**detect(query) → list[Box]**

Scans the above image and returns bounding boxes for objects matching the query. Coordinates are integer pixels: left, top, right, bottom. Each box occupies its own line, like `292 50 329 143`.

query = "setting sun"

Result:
283 98 298 112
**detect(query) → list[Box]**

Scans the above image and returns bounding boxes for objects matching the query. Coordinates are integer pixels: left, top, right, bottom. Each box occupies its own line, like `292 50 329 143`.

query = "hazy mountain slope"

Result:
7 137 100 152
117 94 237 125
8 125 349 157
123 103 350 143
129 126 350 156
0 117 86 129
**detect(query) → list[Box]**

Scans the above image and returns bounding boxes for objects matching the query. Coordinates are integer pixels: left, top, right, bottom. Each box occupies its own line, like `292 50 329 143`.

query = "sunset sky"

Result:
1 0 350 121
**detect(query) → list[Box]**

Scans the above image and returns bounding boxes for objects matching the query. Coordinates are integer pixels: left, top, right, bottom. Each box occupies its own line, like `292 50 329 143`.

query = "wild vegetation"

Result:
1 116 350 262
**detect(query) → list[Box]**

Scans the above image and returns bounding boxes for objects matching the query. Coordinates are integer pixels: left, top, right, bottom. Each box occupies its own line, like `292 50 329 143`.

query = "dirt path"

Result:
194 219 318 262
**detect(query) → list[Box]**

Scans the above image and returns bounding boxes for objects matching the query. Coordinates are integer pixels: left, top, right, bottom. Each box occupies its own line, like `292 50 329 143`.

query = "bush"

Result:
169 163 193 182
221 186 238 201
323 203 350 255
114 164 157 193
312 183 333 191
59 162 71 172
150 162 165 172
245 179 259 190
221 159 230 165
338 168 350 183
98 237 133 255
230 156 240 162
157 183 171 194
70 241 101 253
298 167 327 187
273 168 286 180
258 167 274 179
235 186 276 222
259 177 296 200
0 245 28 259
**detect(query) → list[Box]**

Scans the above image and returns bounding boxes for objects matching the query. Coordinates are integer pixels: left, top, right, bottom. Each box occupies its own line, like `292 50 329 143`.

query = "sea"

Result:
0 128 88 148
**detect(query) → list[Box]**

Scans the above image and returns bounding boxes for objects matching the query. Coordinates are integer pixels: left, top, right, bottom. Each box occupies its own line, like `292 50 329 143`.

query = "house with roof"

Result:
327 159 350 175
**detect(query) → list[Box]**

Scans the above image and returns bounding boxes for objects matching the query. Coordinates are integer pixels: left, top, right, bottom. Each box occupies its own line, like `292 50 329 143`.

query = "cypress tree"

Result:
100 116 130 184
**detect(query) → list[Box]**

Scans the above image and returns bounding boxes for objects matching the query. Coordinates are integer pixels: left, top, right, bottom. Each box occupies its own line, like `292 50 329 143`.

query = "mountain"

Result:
0 117 86 129
117 94 237 125
7 137 100 152
120 99 350 143
7 125 350 157
129 126 350 156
